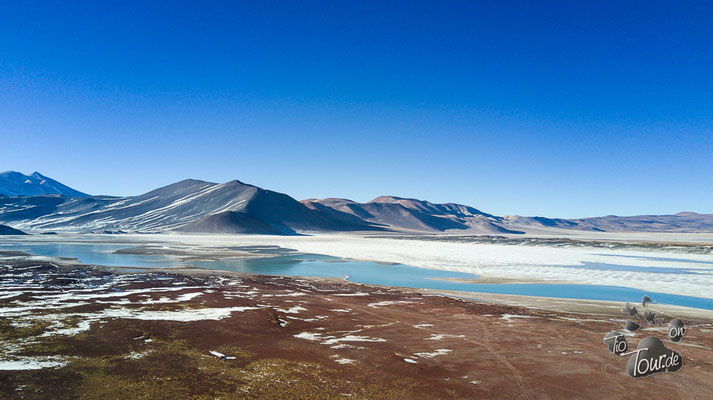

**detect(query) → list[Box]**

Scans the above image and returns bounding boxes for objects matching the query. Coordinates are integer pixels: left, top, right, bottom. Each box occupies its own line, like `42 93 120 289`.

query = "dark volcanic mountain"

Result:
178 181 380 235
178 211 285 234
0 171 88 197
302 196 523 234
0 224 26 235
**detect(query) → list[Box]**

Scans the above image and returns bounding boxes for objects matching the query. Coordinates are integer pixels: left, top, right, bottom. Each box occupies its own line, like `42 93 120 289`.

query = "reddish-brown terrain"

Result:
1 257 712 399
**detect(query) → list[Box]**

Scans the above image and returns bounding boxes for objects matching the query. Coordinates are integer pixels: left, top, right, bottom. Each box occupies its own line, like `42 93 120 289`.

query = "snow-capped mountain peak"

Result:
0 171 89 197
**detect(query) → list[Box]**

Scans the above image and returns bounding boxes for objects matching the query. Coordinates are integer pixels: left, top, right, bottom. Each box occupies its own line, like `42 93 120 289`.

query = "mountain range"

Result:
0 171 88 197
0 171 711 235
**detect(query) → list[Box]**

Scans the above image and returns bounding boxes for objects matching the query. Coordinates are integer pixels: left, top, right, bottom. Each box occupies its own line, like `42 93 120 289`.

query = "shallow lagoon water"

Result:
194 255 713 310
3 241 713 311
1 242 173 268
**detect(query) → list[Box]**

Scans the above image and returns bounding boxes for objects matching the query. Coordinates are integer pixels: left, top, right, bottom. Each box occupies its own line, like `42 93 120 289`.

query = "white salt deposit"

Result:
156 233 713 299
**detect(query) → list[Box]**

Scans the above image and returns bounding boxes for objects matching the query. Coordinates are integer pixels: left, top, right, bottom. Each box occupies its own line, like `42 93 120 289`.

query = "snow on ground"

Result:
321 335 386 345
125 350 153 360
40 320 93 337
0 357 67 371
499 314 532 323
331 355 356 364
275 306 307 314
426 333 465 341
294 332 387 346
294 332 322 341
367 300 414 308
99 306 261 321
333 292 369 297
414 349 451 358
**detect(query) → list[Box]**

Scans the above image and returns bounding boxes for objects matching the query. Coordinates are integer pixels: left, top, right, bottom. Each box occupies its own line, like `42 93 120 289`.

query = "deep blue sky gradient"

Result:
1 1 711 217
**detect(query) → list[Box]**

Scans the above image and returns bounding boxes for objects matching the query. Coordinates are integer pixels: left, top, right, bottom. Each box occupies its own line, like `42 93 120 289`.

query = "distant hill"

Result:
302 196 523 234
0 224 26 235
502 215 591 230
0 171 88 197
502 212 713 233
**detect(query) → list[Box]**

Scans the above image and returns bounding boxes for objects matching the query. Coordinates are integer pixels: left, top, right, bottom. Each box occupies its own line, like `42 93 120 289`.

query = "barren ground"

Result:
1 256 712 399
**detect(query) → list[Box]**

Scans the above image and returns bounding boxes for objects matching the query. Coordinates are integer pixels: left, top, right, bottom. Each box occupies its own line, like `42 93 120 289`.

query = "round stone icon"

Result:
668 319 685 342
603 331 628 355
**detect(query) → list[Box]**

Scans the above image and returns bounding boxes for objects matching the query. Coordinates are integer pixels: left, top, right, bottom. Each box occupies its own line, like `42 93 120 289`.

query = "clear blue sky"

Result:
1 1 711 218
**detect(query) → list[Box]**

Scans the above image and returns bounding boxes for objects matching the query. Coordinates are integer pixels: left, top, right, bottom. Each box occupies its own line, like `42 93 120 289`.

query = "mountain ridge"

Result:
0 178 382 234
302 197 521 234
0 172 711 234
